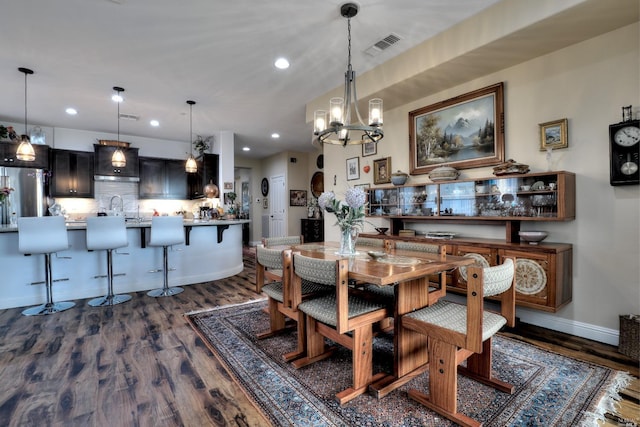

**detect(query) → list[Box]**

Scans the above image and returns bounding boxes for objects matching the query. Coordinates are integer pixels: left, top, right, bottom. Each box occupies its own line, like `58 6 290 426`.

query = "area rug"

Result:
186 300 631 427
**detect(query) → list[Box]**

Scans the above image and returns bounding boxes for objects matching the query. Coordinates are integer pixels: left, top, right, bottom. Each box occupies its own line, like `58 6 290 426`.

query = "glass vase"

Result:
337 225 359 256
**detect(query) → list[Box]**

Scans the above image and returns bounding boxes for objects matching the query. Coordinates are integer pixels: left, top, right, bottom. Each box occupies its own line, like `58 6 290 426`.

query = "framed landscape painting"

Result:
409 82 505 175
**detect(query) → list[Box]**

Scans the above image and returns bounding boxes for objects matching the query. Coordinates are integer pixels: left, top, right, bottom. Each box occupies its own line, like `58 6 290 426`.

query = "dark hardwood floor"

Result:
0 249 637 426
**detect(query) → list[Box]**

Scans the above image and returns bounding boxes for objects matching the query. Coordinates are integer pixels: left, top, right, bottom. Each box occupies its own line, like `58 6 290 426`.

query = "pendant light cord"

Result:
24 71 28 135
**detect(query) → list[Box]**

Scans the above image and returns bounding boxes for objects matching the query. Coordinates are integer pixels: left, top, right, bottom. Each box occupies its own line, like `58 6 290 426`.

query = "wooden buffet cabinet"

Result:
362 171 575 312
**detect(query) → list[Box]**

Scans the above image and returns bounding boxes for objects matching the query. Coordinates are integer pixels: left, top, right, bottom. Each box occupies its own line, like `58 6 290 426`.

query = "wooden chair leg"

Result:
292 316 334 369
408 339 480 427
459 338 514 394
282 310 306 362
256 298 286 339
335 326 386 405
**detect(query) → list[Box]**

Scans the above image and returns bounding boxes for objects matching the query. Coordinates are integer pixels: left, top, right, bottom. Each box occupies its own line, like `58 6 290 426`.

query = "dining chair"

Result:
291 252 389 404
401 257 516 427
255 245 331 361
355 236 384 247
261 235 303 281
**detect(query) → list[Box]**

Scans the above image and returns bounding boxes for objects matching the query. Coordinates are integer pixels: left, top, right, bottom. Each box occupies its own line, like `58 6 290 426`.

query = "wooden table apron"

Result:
289 242 475 395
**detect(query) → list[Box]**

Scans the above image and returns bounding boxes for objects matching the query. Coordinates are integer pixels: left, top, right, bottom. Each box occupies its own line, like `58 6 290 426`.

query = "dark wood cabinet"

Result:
139 157 188 199
188 153 219 199
301 219 324 243
0 141 50 169
50 149 94 198
94 144 139 181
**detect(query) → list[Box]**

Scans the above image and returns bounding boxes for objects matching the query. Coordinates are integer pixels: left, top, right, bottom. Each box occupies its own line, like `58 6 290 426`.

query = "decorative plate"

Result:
459 253 491 281
515 258 547 295
377 256 420 266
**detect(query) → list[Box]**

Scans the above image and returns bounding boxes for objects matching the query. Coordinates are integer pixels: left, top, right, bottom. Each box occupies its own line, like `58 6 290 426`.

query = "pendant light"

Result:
111 87 126 168
313 3 383 147
16 67 36 161
185 100 198 173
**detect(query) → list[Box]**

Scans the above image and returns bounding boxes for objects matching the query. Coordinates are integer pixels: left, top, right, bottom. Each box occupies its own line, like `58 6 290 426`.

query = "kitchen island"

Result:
0 218 250 310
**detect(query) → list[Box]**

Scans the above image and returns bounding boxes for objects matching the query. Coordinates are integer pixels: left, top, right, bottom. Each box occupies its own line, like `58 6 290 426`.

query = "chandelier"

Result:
185 100 197 173
111 87 126 168
313 3 383 146
16 67 36 161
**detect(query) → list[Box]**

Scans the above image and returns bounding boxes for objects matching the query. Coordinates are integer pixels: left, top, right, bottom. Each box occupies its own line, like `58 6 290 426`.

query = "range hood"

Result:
93 144 139 182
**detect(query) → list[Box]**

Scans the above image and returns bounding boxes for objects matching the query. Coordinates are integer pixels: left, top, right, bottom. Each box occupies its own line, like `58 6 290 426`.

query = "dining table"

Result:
287 241 475 399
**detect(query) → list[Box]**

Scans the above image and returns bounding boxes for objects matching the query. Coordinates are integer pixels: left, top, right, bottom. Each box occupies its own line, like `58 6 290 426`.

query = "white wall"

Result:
321 23 640 344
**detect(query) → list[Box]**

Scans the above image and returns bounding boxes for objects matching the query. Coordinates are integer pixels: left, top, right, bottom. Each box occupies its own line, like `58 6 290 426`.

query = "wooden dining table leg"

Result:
370 276 432 399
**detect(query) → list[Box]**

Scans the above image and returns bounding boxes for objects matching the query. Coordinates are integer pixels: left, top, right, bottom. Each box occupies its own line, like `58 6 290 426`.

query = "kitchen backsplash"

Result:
54 181 204 219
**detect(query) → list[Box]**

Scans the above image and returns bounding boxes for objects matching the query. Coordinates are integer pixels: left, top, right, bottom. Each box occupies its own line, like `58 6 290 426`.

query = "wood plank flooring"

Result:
0 249 637 426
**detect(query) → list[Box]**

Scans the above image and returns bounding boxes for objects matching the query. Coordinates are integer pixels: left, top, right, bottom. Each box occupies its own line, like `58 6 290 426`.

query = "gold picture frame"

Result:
539 118 568 150
409 82 505 174
373 157 391 185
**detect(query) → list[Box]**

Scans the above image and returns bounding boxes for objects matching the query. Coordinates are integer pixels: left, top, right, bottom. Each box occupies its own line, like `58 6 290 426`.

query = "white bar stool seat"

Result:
19 216 75 316
147 216 185 297
86 216 131 307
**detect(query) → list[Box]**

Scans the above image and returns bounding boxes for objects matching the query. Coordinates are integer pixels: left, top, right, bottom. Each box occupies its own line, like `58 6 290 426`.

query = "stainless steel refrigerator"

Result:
0 167 47 224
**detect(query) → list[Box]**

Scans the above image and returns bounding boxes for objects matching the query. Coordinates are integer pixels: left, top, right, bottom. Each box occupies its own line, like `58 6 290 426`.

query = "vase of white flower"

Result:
318 187 367 256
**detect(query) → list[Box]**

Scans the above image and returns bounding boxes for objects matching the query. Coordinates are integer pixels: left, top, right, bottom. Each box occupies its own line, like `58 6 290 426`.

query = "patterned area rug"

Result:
186 300 631 427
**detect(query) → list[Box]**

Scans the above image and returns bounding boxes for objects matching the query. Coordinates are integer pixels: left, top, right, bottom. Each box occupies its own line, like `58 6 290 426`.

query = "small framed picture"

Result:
362 141 377 157
346 157 360 181
289 190 307 206
224 182 234 190
354 183 369 190
539 118 568 150
373 157 391 185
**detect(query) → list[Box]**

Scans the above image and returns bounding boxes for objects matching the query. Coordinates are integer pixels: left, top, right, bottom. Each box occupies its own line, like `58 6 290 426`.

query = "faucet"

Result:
109 195 124 216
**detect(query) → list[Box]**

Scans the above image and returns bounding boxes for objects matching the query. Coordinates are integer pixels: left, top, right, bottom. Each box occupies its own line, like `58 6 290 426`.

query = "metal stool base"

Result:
88 294 132 307
22 301 75 316
147 287 184 298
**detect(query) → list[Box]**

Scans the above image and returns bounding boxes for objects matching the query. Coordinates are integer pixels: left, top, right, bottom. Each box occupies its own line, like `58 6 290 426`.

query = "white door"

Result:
269 174 286 238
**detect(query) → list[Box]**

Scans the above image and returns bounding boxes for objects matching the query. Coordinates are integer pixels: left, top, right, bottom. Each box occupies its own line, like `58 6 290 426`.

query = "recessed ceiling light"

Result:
242 146 250 151
65 107 77 115
271 133 280 139
274 58 289 69
150 119 159 127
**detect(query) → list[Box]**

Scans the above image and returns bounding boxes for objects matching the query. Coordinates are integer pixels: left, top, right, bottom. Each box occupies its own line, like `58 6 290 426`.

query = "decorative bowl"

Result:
428 165 459 182
374 227 389 235
367 251 387 260
391 170 409 186
519 231 548 245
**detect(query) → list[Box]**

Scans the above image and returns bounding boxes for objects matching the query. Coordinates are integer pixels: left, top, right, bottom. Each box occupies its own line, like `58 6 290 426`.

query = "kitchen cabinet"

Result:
188 153 219 199
0 141 50 169
50 149 94 198
366 171 575 243
139 157 188 199
94 144 139 181
301 218 324 243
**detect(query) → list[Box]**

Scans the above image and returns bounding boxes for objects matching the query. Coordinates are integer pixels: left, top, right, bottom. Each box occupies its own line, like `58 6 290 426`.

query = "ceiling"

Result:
0 0 505 158
0 0 637 160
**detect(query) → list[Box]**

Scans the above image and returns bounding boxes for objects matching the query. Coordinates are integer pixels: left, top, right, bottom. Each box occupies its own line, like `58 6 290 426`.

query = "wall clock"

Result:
261 178 269 196
609 119 640 186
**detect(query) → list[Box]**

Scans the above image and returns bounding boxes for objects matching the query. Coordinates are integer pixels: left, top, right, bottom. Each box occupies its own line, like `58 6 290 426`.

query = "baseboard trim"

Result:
516 308 620 346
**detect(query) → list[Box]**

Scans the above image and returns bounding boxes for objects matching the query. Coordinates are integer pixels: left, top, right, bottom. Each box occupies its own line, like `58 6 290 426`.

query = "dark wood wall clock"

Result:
609 118 639 186
261 178 269 196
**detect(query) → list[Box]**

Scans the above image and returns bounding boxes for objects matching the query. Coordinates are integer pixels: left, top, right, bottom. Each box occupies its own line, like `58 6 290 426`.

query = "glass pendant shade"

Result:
16 135 36 161
112 147 126 168
111 87 126 168
185 100 197 173
16 67 36 161
185 155 197 173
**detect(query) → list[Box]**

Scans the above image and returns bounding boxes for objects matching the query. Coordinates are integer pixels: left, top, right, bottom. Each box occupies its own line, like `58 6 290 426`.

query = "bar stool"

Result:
147 216 185 297
86 216 131 307
19 216 75 316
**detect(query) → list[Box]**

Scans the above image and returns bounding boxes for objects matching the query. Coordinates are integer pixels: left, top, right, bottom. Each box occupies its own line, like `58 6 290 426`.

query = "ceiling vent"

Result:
119 113 139 121
364 33 402 57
